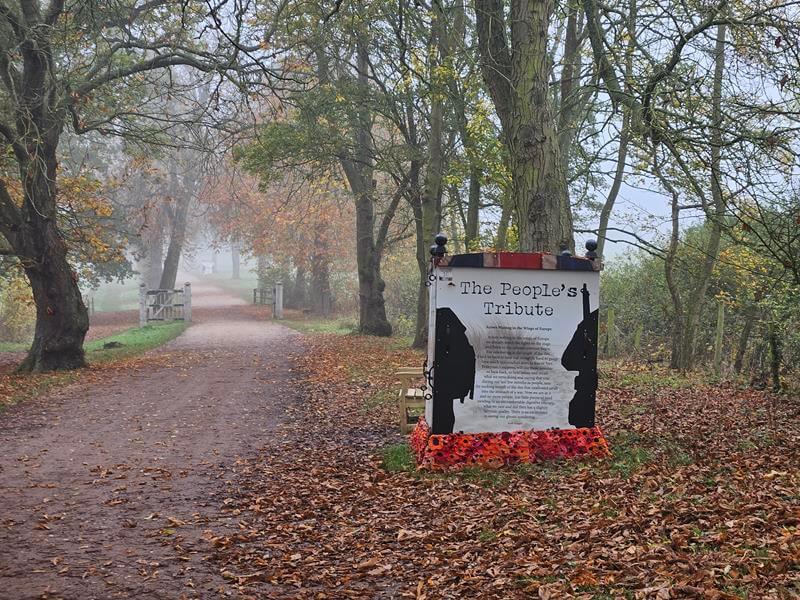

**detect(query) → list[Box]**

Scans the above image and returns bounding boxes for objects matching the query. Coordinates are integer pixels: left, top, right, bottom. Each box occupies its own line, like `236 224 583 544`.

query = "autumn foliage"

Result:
207 333 800 599
200 164 356 311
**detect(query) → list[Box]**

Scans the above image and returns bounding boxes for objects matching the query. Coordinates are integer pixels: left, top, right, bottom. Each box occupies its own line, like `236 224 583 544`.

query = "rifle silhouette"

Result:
560 283 599 428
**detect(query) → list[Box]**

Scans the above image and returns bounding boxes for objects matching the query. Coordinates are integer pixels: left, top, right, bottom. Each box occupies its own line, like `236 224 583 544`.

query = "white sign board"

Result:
427 266 599 434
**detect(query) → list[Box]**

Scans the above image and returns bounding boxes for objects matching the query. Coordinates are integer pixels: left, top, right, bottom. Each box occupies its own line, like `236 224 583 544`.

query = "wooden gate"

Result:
139 283 192 326
252 282 283 319
253 288 273 305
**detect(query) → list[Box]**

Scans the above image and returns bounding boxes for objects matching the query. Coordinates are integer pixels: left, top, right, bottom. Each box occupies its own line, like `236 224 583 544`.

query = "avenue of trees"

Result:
0 0 799 387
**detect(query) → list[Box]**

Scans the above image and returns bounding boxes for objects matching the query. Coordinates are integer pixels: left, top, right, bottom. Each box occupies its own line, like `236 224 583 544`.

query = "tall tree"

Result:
475 0 574 253
0 1 247 371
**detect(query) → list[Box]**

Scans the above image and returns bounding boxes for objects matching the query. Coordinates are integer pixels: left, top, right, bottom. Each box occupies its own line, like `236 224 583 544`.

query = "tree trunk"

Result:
145 225 164 289
674 23 727 371
768 321 782 392
596 119 629 258
734 303 758 374
422 0 445 254
159 195 190 290
409 177 428 349
309 227 332 315
0 18 88 372
290 265 308 309
18 219 90 372
596 0 636 258
159 167 192 290
353 190 392 335
476 0 573 253
660 23 727 371
310 260 332 315
5 179 87 373
448 8 481 253
344 38 392 337
495 196 512 250
465 168 481 250
317 32 393 336
409 3 448 347
660 162 684 370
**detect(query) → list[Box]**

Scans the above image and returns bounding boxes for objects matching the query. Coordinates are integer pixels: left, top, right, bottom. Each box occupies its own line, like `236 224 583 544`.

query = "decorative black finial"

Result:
559 241 571 257
585 239 598 260
430 233 448 257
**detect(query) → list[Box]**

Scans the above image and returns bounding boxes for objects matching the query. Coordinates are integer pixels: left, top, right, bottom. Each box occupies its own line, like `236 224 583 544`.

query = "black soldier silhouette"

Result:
432 307 476 434
560 284 599 428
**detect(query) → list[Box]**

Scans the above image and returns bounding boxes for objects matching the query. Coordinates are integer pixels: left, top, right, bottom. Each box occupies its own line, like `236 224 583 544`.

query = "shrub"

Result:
0 273 35 343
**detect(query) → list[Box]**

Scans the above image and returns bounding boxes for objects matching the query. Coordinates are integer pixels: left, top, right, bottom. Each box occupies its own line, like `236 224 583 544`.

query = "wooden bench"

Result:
397 367 425 434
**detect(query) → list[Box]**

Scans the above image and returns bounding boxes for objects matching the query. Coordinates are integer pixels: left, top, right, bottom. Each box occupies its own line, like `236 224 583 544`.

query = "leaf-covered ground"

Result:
210 334 800 599
0 303 285 599
0 321 187 411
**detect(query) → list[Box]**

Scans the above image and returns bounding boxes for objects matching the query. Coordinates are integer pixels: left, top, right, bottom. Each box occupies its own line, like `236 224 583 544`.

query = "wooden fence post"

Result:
713 301 725 375
139 283 147 327
274 282 284 319
184 282 192 323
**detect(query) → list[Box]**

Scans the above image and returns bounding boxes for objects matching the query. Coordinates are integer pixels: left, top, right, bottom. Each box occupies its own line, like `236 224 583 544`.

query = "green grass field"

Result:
85 321 189 364
282 315 358 335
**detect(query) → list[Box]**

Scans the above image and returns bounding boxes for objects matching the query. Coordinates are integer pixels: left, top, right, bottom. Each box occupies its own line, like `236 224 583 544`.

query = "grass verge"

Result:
381 443 416 473
599 359 717 394
0 322 189 411
85 322 188 364
0 341 28 352
282 315 358 335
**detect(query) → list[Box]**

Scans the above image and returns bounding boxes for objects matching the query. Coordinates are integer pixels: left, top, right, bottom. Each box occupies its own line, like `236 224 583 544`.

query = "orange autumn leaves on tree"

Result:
201 165 355 271
1 170 128 282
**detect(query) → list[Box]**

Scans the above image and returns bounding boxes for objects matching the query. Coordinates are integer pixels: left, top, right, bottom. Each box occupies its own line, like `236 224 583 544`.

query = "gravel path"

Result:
0 286 297 599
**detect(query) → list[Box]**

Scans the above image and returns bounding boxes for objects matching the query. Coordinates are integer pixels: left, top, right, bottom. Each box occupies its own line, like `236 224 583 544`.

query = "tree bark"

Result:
309 226 332 315
674 23 727 371
144 223 164 289
409 167 428 349
17 215 89 372
0 5 89 372
159 188 191 290
734 302 759 374
5 168 87 373
352 188 392 335
415 0 446 343
658 159 684 370
495 196 512 250
768 321 782 392
342 39 393 336
290 265 308 309
465 168 481 250
476 0 573 253
315 35 392 336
